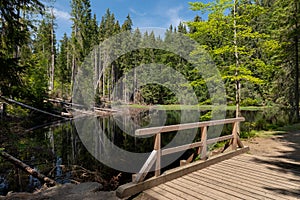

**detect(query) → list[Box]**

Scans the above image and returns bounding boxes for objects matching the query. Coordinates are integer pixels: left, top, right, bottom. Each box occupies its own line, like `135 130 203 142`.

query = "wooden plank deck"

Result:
138 154 300 200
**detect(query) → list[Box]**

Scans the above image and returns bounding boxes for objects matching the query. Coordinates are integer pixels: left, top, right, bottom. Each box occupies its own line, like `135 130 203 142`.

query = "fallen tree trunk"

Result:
0 151 58 186
0 96 68 120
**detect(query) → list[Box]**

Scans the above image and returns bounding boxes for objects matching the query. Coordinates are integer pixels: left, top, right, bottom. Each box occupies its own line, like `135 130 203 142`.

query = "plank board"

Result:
140 154 300 200
116 147 249 198
135 117 245 136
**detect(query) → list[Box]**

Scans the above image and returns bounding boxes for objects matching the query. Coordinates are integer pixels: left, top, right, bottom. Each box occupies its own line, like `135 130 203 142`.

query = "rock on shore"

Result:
0 182 120 200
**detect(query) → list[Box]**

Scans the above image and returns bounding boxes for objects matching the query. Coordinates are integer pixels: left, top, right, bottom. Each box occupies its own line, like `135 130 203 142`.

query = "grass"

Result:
277 123 300 132
125 104 272 111
242 123 300 140
250 130 287 138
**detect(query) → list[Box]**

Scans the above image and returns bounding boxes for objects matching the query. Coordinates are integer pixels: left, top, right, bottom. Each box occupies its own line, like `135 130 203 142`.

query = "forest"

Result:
0 0 299 121
0 0 300 197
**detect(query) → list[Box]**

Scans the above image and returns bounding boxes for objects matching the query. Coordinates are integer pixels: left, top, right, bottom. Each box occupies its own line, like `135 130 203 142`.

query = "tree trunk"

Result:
295 35 299 121
71 24 78 97
0 151 57 186
124 74 127 103
294 0 299 121
49 8 55 92
234 0 241 131
107 67 111 101
133 65 137 103
66 45 70 99
103 71 105 97
1 103 6 118
14 1 21 59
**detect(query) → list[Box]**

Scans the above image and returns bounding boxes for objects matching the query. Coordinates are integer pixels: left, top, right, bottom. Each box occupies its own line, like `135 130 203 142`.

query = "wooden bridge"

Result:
116 117 300 199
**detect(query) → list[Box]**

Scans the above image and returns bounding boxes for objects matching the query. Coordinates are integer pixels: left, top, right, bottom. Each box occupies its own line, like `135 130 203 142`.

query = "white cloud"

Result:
52 8 71 23
132 5 186 30
166 6 184 27
129 8 147 17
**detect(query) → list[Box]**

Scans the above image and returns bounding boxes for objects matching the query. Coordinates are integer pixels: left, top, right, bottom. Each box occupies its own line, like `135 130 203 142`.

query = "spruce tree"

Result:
70 0 94 93
0 0 44 97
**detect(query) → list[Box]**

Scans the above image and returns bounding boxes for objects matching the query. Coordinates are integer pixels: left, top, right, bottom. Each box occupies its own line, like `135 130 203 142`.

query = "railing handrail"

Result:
133 117 245 183
135 117 245 136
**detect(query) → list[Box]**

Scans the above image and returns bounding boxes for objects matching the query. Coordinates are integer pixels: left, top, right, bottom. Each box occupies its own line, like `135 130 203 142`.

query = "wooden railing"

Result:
132 117 245 183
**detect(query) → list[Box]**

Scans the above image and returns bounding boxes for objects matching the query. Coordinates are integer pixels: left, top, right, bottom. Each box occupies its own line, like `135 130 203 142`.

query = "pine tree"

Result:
122 14 133 32
70 0 94 93
26 12 56 105
177 22 187 34
189 15 202 34
0 0 44 97
49 8 56 92
271 0 300 121
57 33 72 99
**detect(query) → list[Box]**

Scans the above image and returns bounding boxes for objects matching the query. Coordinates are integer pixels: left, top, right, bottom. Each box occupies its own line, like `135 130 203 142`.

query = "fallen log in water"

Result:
0 96 69 119
0 151 58 186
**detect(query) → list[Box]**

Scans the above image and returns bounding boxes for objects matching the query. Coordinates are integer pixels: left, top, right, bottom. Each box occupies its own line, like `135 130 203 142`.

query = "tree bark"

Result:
234 0 241 132
294 0 299 121
49 8 55 92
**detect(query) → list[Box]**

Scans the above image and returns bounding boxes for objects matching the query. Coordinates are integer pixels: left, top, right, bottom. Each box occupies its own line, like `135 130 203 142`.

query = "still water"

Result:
0 107 289 194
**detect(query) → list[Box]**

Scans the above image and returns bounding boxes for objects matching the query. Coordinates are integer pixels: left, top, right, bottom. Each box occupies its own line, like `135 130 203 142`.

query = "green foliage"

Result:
0 0 44 98
122 14 133 31
187 0 295 113
6 104 29 117
56 33 72 99
23 53 48 106
269 0 300 121
240 130 256 139
200 111 212 121
241 98 260 106
0 0 299 120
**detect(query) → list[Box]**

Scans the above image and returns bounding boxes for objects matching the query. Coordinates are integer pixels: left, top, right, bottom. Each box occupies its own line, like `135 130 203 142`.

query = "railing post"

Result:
232 122 238 150
154 133 161 177
200 126 207 160
236 121 244 148
134 150 158 183
133 117 246 183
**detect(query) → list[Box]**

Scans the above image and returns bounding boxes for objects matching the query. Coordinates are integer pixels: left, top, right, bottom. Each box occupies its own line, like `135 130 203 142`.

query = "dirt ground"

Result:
242 131 300 163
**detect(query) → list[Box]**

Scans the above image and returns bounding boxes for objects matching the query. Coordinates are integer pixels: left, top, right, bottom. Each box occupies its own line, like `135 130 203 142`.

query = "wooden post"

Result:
132 174 137 182
154 133 161 177
133 117 245 183
200 127 207 160
237 137 244 148
232 122 238 150
180 160 187 166
134 150 157 183
180 153 194 166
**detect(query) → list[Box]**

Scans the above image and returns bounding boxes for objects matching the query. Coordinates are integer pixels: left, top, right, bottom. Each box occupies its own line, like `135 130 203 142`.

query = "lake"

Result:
0 106 290 195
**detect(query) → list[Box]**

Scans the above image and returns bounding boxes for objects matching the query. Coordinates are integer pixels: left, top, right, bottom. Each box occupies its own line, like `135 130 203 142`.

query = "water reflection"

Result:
0 176 8 195
74 109 200 173
0 107 290 194
28 169 41 192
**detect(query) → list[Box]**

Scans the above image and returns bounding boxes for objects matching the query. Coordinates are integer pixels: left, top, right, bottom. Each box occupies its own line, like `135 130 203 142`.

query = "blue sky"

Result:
46 0 209 41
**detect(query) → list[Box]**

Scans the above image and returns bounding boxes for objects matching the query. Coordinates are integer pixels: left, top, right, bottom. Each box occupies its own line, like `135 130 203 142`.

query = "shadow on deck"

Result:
247 131 300 198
